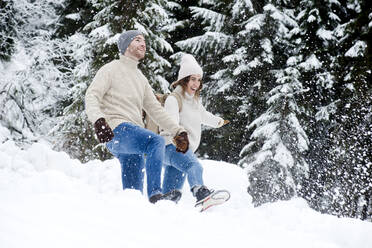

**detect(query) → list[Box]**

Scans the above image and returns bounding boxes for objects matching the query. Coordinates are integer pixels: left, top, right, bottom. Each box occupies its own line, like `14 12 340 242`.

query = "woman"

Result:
160 54 229 206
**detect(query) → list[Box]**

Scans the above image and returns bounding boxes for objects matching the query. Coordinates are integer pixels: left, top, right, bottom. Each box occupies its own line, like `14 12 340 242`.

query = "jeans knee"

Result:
147 134 165 151
154 134 165 146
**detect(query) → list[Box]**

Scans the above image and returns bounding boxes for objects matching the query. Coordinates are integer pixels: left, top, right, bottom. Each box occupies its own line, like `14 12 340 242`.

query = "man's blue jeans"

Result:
162 144 203 194
106 122 165 198
117 154 144 192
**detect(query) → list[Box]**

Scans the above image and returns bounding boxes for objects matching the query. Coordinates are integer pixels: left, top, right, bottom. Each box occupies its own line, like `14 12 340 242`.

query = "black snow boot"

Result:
149 193 165 204
193 186 213 203
163 190 182 203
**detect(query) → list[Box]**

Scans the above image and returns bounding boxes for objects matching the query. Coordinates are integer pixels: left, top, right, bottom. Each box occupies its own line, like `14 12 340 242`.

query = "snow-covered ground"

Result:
1 141 371 248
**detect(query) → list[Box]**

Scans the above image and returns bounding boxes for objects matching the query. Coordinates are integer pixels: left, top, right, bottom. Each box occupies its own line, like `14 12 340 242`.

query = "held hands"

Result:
173 132 189 153
94 118 114 143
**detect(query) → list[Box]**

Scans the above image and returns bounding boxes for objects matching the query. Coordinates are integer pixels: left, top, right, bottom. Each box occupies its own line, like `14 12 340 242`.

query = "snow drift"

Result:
1 141 371 248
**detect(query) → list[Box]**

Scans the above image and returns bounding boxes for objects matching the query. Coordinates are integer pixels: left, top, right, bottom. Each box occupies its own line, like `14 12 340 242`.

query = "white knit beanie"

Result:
177 54 203 81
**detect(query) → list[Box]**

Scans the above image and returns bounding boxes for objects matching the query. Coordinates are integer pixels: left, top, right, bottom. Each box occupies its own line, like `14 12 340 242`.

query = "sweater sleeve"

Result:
143 83 185 136
163 96 180 124
85 66 112 124
200 103 224 128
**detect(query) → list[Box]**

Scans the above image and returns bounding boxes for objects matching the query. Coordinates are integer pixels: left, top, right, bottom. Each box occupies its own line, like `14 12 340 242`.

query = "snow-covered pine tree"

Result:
165 0 205 81
0 0 17 61
52 0 178 162
320 0 372 220
54 0 95 38
236 2 310 206
49 33 98 161
286 0 366 217
239 64 310 205
137 0 178 93
45 0 99 162
0 0 70 144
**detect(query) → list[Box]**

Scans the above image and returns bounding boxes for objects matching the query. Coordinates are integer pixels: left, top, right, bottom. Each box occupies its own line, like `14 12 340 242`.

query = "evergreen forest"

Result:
1 0 371 220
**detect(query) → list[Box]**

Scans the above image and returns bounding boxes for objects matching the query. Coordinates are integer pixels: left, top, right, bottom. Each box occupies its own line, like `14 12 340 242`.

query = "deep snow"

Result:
1 141 371 248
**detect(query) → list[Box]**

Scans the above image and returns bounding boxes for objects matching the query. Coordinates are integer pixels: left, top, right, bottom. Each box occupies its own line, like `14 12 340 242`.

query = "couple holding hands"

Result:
85 30 229 208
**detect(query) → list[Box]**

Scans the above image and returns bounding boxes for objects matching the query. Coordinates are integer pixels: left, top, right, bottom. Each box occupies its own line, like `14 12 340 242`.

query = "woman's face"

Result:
185 74 202 96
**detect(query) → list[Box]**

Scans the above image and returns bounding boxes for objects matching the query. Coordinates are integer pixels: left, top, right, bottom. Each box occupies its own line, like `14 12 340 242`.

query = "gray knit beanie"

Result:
117 30 143 55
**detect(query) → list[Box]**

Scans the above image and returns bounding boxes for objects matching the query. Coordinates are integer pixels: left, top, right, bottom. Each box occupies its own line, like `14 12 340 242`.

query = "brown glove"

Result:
173 132 189 153
94 118 114 143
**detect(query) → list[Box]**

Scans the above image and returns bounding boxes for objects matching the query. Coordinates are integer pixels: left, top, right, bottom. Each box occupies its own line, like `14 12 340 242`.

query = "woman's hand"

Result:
219 119 230 127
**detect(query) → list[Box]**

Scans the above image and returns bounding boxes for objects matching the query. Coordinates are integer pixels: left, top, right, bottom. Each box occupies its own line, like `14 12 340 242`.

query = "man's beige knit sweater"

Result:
85 55 184 137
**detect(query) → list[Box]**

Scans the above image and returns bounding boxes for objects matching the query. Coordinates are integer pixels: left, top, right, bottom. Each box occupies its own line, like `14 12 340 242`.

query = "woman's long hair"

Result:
172 75 203 99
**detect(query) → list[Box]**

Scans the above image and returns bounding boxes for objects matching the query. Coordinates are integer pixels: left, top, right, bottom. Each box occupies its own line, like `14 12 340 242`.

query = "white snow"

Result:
345 40 367 57
274 142 294 168
329 12 341 22
0 126 11 143
286 55 302 66
317 28 335 41
244 14 265 32
1 141 372 248
65 13 81 21
299 54 322 71
190 7 226 32
232 0 254 17
315 102 338 121
347 1 361 13
307 15 317 23
176 32 232 54
264 4 298 28
89 24 111 39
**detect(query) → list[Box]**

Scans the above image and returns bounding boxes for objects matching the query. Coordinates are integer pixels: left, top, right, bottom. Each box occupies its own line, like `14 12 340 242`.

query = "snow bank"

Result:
1 141 371 248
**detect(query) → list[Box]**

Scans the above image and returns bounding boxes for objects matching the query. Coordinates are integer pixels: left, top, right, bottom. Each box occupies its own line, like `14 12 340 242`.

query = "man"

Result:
85 30 189 203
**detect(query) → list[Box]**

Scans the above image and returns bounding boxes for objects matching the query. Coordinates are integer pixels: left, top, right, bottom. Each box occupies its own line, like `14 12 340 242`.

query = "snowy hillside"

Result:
1 141 371 248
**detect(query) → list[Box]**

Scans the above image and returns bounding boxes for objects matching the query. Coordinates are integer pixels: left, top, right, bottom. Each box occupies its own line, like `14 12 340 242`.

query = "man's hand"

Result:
94 118 114 143
173 132 189 153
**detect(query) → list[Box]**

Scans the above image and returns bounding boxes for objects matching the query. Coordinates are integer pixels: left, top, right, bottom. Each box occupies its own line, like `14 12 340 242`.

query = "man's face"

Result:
126 35 146 60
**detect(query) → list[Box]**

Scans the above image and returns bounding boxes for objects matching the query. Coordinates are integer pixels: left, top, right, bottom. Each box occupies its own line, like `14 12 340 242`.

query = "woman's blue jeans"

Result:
162 144 203 194
106 122 165 198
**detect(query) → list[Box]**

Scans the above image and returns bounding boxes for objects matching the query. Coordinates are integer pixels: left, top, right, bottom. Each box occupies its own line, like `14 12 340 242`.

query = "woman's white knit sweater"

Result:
160 85 223 152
